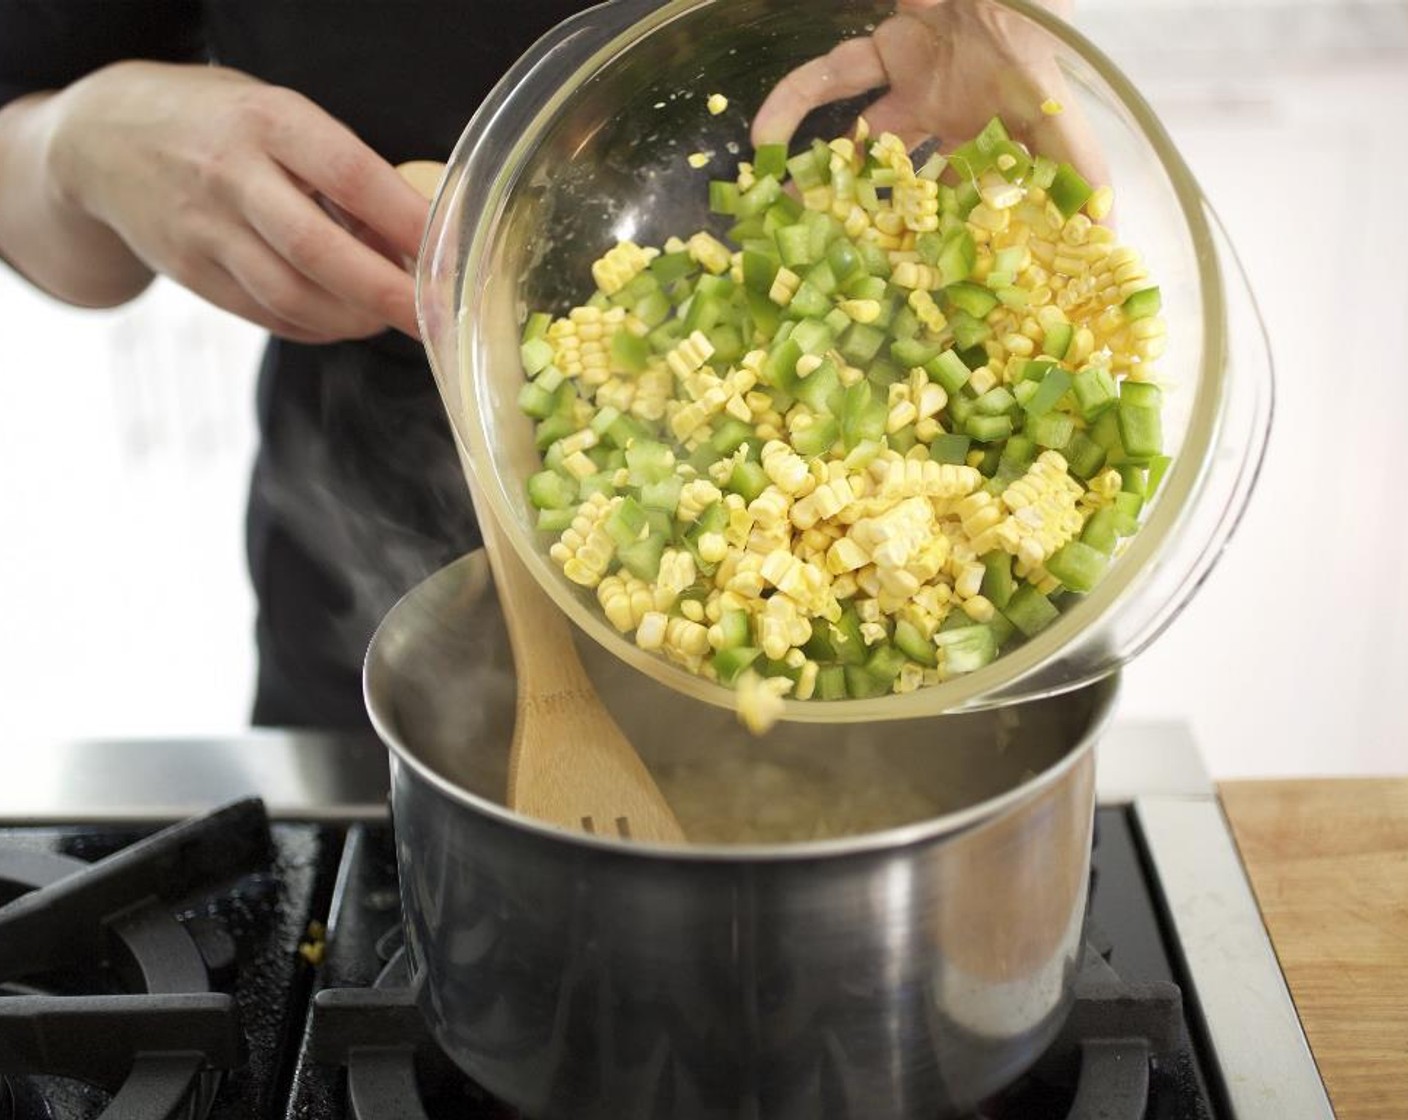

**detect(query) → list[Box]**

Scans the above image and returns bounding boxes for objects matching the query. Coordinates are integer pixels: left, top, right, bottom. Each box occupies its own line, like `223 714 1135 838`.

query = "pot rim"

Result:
366 552 1116 863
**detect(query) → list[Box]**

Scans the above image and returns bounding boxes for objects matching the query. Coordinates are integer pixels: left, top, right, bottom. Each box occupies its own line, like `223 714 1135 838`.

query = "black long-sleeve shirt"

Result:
0 0 593 727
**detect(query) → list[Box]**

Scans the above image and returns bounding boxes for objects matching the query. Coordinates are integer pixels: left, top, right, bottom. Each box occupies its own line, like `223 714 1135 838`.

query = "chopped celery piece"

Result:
844 665 889 699
975 386 1017 416
792 416 839 458
1089 409 1123 452
1118 464 1147 496
1030 155 1058 189
536 508 575 533
1046 540 1109 593
776 224 812 268
949 310 991 350
742 250 779 294
1002 434 1037 470
1019 369 1070 417
728 459 769 502
711 417 754 455
795 359 842 414
604 495 647 547
890 305 921 340
534 413 576 451
714 608 751 650
1122 287 1162 321
839 382 888 450
610 330 650 372
1064 432 1107 479
866 642 908 683
713 647 761 686
640 475 683 513
930 432 972 464
1049 163 1094 218
737 174 783 218
934 625 997 673
787 149 828 190
981 551 1016 609
894 620 938 667
517 381 559 420
1042 322 1074 359
1013 379 1039 408
857 241 892 278
1004 586 1059 637
708 179 738 214
520 337 554 376
788 282 831 319
626 439 675 485
1147 454 1172 496
522 311 552 343
1081 507 1120 554
937 228 977 285
831 609 868 665
966 414 1013 443
791 318 833 356
817 664 847 701
754 143 788 180
1113 490 1143 521
826 238 863 281
605 413 648 450
618 533 666 581
926 350 972 394
649 250 695 285
1072 366 1118 420
527 469 576 510
892 337 942 369
839 322 887 366
1117 402 1163 460
1028 411 1075 450
577 474 616 502
945 281 1000 318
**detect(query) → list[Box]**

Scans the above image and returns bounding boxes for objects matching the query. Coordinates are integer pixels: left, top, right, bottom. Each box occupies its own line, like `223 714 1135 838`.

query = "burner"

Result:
0 801 269 1120
311 953 517 1120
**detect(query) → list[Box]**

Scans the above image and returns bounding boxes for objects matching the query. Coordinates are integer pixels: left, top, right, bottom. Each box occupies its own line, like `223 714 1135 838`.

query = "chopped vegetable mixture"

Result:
516 112 1169 729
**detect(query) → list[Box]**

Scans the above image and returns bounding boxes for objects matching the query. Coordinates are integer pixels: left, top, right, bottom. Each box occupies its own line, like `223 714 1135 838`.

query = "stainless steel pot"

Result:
366 551 1116 1119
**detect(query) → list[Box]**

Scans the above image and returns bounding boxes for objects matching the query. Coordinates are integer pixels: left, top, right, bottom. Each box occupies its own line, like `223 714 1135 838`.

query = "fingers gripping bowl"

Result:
416 0 1272 723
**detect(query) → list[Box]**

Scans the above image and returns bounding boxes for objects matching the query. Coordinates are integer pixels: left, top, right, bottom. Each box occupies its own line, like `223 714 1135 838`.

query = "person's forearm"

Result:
0 89 154 307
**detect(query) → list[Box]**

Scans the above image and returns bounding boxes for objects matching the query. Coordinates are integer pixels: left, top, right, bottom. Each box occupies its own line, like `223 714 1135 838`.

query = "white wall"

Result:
1 1 1404 777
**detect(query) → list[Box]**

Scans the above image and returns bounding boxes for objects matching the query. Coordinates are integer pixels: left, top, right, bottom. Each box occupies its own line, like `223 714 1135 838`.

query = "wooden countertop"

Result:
1219 779 1408 1120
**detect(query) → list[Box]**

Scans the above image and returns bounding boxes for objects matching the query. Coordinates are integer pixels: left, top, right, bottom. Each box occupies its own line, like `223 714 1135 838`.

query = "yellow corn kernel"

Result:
635 611 668 651
1040 97 1064 115
1086 185 1114 222
687 231 732 274
706 92 728 115
761 440 811 496
666 330 715 379
590 241 658 296
736 672 792 735
838 299 882 324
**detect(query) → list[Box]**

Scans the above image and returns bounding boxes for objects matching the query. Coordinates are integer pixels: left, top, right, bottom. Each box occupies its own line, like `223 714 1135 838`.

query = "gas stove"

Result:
0 725 1332 1119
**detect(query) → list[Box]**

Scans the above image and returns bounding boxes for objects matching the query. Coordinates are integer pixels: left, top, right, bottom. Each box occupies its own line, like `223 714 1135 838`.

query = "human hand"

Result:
752 0 1104 185
47 61 429 343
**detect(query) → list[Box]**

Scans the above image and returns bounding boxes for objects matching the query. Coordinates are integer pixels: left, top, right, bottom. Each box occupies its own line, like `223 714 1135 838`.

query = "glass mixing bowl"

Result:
416 0 1272 723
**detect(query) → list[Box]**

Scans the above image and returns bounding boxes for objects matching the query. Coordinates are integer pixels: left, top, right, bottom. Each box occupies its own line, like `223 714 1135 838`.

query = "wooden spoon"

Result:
398 162 686 845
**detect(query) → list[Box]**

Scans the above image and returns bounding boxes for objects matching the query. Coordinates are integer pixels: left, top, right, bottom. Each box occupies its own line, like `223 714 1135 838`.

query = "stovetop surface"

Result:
0 802 1221 1120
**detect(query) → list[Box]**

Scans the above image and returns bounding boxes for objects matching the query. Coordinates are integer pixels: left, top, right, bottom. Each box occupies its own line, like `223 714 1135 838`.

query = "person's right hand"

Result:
47 61 430 343
753 0 1104 187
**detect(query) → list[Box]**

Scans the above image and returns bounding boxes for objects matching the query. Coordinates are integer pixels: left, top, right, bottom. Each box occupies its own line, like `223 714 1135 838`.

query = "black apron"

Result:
0 0 594 727
213 1 594 727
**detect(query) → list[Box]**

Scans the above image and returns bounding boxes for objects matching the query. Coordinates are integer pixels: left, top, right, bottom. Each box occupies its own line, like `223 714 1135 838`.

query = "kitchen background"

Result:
1 0 1404 778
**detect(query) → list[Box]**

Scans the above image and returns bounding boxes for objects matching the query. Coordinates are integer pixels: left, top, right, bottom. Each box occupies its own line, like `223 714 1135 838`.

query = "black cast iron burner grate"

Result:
306 945 1197 1120
0 800 272 1120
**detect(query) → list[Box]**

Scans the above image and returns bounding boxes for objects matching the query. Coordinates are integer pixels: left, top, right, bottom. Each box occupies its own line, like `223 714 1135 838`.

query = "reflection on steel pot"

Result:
365 552 1115 1119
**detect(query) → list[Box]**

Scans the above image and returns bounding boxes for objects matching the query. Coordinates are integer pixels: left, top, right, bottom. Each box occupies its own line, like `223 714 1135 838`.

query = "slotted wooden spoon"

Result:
399 162 686 844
